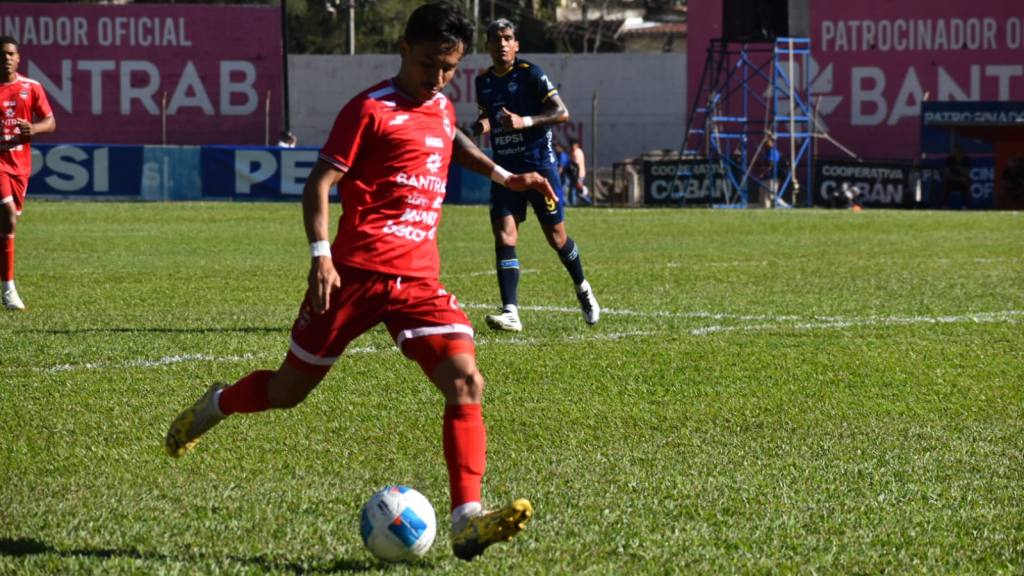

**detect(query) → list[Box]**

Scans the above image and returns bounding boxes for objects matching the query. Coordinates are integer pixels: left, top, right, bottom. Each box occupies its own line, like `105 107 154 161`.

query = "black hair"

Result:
0 36 18 49
404 1 474 50
486 18 516 40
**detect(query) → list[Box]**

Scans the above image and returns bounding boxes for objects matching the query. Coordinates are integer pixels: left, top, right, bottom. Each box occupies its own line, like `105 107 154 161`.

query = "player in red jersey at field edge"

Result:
0 36 56 310
164 1 540 562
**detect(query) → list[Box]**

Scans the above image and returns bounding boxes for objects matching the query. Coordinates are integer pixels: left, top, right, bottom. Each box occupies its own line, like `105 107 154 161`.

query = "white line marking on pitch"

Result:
446 268 540 278
21 310 1021 373
690 310 1024 336
461 302 800 321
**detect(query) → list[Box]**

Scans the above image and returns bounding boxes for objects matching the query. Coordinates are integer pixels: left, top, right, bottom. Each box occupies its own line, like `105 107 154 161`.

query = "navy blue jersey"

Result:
475 59 558 171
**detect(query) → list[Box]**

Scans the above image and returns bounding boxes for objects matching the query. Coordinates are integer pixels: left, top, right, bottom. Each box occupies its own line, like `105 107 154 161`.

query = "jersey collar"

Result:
491 59 518 78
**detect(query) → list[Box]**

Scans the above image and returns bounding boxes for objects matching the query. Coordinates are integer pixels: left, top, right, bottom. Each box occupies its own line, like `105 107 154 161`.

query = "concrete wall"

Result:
287 53 686 168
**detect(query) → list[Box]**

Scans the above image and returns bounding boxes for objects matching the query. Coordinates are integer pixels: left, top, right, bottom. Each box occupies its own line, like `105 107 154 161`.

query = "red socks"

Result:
217 374 486 510
218 370 273 415
1 234 13 282
443 403 487 510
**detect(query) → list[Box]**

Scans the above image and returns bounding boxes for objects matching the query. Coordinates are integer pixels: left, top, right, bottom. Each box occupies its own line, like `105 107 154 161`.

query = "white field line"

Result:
28 331 655 374
461 302 802 321
20 310 1022 374
691 310 1024 336
445 268 540 278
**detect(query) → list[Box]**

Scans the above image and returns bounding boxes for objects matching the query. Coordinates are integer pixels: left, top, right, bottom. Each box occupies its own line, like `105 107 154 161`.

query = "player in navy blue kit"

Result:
472 18 599 332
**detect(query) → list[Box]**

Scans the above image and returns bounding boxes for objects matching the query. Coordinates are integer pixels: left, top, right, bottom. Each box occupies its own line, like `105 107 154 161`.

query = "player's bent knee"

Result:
403 332 475 376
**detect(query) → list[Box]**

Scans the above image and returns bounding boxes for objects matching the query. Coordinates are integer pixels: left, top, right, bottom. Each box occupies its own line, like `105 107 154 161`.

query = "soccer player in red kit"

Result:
164 2 547 562
1 36 56 310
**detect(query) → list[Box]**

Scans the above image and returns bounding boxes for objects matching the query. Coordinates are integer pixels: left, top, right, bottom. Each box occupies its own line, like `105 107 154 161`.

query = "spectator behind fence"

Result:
943 146 971 209
568 138 592 206
277 131 298 148
555 141 571 198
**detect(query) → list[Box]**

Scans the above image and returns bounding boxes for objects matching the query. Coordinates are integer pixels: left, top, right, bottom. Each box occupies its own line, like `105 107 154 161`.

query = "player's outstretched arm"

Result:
452 129 557 205
302 160 344 314
452 127 494 172
505 172 557 204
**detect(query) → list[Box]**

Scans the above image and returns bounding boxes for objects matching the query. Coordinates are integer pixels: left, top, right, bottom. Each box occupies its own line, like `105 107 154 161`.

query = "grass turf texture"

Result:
1 202 1022 574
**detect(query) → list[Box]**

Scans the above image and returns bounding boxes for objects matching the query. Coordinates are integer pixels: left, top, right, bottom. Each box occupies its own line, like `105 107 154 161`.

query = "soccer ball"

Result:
360 485 437 562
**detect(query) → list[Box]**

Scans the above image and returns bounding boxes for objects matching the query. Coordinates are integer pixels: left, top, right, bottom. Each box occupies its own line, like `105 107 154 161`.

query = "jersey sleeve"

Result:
319 97 375 173
31 83 53 120
530 65 558 104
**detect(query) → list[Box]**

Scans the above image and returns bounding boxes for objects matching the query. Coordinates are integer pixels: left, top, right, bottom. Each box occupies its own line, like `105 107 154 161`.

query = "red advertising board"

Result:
689 1 1024 160
3 3 282 145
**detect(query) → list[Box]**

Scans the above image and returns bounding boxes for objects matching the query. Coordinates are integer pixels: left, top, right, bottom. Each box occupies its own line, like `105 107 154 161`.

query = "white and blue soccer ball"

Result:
360 485 437 562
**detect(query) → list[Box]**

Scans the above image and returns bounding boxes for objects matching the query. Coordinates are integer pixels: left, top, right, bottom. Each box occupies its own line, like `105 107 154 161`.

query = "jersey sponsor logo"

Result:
398 207 439 226
494 133 524 146
425 152 442 174
381 219 436 243
388 114 409 126
507 81 519 94
396 171 447 193
425 136 444 148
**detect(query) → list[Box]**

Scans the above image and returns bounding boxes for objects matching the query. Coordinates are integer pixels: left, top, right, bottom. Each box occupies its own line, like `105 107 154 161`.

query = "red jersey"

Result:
319 80 456 279
0 74 53 177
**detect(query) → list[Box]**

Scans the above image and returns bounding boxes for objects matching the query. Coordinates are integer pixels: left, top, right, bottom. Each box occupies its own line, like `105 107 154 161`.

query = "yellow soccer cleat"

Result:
164 383 225 458
451 498 533 561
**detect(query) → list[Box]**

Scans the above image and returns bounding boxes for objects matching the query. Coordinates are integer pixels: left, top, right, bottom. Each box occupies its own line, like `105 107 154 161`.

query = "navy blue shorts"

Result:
489 164 564 226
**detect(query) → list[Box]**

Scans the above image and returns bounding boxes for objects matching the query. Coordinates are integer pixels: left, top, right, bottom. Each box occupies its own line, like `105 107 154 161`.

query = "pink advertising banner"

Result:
3 3 282 145
688 1 1024 160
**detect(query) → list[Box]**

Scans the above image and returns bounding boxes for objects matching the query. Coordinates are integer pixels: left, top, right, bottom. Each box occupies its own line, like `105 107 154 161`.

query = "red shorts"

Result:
0 172 27 215
286 265 474 373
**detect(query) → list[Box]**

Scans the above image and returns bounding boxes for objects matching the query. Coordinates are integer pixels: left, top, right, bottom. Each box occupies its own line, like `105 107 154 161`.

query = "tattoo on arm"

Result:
528 94 570 128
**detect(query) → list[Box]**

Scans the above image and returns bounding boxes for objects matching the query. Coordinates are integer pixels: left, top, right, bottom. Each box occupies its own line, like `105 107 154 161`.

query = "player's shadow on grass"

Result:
0 536 388 573
26 326 288 335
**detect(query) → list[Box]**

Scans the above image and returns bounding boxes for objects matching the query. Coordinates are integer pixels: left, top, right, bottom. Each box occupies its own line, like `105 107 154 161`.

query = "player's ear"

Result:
399 38 411 60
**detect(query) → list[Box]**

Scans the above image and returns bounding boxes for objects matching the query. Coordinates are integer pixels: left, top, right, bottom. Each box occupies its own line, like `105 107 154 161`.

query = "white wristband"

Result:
310 240 331 258
490 165 512 185
522 116 534 128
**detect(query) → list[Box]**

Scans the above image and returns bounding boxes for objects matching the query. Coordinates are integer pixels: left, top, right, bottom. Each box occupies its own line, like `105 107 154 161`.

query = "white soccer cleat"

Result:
2 286 25 310
485 309 523 332
576 280 599 325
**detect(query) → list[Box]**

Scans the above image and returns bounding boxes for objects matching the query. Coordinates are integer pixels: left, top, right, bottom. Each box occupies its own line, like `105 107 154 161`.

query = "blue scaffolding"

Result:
682 36 814 208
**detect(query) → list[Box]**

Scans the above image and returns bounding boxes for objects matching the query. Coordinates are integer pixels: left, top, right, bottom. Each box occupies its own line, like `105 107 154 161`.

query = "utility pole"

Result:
348 0 356 55
280 0 290 132
472 0 479 52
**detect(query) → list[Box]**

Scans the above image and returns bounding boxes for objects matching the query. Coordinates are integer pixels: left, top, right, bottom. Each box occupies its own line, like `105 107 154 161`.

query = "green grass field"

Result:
2 202 1022 574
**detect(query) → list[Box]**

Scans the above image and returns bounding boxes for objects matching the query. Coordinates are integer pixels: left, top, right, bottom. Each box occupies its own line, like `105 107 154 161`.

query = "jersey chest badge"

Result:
442 115 453 139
